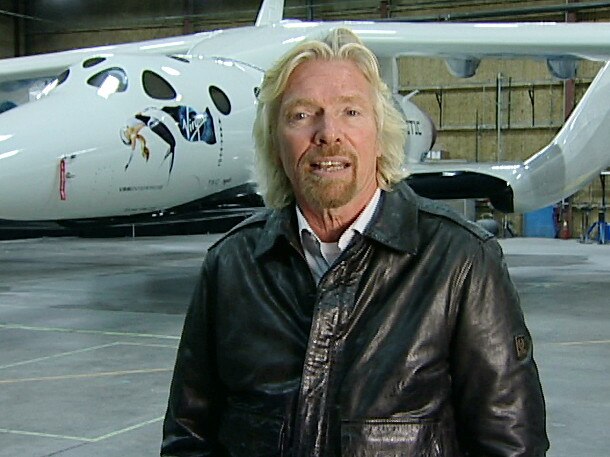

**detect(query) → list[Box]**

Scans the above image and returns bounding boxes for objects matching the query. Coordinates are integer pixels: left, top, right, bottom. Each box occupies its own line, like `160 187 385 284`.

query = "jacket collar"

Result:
364 180 419 255
254 180 419 258
254 204 301 258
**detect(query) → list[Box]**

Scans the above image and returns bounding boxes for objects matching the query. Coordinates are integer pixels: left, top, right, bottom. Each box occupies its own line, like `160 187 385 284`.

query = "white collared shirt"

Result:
296 189 381 284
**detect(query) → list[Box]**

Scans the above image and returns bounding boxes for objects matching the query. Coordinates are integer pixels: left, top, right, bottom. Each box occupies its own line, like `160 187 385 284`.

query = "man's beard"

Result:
297 143 359 209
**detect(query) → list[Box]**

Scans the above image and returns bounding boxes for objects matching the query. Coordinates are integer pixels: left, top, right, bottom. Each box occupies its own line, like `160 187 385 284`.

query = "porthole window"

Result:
142 70 177 100
82 57 107 68
86 67 128 94
209 85 231 115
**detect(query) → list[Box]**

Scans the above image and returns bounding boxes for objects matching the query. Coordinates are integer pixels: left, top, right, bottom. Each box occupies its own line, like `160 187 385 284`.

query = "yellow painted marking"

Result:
0 342 120 370
555 339 610 346
0 368 171 384
0 323 179 340
117 341 178 349
0 341 177 371
0 416 165 442
0 303 24 309
91 416 164 442
0 427 92 442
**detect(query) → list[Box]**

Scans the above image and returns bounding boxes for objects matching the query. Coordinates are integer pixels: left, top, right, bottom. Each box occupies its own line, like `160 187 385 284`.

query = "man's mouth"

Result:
310 159 351 173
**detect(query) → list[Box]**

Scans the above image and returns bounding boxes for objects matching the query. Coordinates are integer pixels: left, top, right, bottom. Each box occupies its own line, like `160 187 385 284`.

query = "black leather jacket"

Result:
162 181 548 456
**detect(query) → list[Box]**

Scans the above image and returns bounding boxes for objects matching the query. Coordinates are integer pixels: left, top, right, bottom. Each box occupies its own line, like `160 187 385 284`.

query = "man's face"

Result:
277 58 380 212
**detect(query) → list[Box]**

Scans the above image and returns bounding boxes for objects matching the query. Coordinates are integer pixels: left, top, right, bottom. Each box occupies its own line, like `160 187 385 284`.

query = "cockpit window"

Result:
209 85 231 115
87 67 128 96
83 57 107 68
0 101 17 113
35 69 71 100
142 70 177 100
56 69 70 86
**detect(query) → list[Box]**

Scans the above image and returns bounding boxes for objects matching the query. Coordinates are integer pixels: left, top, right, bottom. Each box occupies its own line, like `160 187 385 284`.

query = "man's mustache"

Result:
305 143 356 161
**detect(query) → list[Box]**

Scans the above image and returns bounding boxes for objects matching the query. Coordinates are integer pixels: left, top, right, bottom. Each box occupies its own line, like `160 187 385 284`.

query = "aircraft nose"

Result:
0 106 68 220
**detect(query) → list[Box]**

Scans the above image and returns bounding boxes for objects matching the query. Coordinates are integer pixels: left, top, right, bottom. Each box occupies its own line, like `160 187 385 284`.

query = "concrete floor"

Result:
0 235 608 457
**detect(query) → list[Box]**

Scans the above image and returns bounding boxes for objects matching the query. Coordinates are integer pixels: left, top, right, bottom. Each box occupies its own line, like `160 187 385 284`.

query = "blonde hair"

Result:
253 27 406 208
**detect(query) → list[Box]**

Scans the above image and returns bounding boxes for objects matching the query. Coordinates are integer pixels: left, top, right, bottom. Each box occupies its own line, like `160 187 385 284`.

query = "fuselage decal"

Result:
120 105 217 177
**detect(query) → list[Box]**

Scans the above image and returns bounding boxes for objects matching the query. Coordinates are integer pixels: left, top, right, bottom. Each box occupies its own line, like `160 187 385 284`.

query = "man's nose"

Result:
314 115 342 145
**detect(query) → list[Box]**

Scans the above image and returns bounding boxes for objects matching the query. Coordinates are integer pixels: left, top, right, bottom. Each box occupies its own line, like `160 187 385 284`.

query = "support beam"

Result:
564 0 578 120
380 0 390 19
13 0 26 56
183 0 194 34
307 0 314 21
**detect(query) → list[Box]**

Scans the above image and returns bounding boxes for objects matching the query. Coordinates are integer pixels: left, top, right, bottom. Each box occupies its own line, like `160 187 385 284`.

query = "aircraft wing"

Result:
348 21 610 61
6 20 610 86
183 20 610 82
0 31 213 85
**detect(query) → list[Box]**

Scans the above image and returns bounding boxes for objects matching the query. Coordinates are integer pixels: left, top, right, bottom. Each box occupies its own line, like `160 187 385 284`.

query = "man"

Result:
162 28 548 456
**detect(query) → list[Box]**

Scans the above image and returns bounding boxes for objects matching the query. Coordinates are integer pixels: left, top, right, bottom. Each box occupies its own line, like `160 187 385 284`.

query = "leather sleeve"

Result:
161 259 225 457
450 239 549 457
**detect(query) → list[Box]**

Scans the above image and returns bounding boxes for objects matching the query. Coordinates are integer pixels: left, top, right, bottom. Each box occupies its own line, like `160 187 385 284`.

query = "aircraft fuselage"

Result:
0 54 263 220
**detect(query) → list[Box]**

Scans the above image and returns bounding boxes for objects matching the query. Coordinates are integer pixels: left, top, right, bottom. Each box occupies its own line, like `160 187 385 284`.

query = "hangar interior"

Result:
0 3 609 457
1 0 609 239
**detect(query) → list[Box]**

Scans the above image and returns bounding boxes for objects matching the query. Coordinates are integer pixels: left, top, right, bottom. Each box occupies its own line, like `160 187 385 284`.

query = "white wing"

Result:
0 32 212 85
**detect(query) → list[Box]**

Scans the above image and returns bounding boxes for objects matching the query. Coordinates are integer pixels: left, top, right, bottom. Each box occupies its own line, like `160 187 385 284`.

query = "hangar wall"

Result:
14 0 610 237
0 5 15 58
23 0 262 54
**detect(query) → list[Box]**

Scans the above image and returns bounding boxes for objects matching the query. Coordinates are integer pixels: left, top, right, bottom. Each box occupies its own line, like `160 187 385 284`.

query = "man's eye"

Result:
289 112 308 121
346 109 360 116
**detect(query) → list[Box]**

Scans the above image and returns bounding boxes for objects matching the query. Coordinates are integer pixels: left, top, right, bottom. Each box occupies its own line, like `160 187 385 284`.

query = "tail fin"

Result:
406 62 610 213
255 0 284 26
512 61 610 211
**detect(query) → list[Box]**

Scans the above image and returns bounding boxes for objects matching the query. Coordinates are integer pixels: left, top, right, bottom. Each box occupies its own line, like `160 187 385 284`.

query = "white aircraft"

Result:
1 0 610 221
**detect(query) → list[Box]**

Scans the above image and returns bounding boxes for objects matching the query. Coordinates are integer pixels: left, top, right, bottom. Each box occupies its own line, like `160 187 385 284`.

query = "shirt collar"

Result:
253 180 420 259
296 188 381 251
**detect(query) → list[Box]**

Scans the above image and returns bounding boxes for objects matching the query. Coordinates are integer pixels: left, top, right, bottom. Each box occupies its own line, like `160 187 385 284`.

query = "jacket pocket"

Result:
218 406 284 457
340 418 443 457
